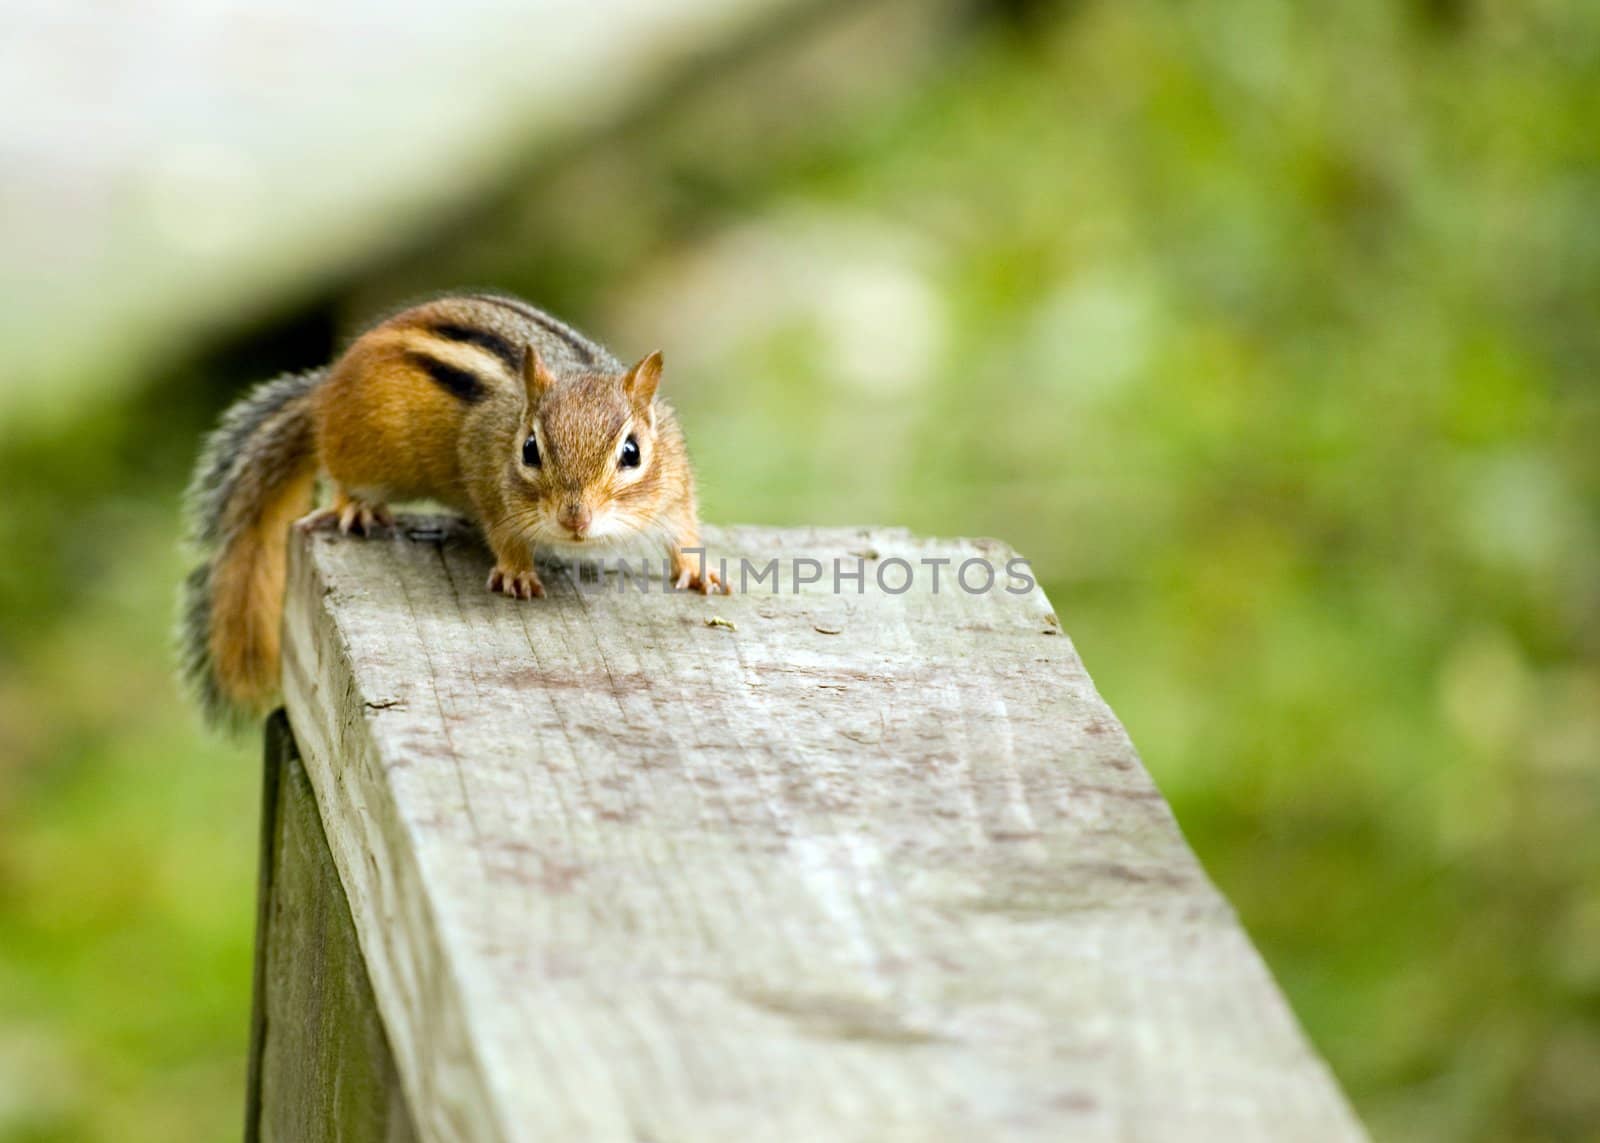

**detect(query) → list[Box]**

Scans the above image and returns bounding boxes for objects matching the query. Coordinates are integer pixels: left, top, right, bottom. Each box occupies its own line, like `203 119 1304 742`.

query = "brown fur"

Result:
208 463 317 711
181 293 720 729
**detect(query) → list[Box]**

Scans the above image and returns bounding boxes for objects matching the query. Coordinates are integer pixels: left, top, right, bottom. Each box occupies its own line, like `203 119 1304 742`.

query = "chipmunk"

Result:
180 292 724 727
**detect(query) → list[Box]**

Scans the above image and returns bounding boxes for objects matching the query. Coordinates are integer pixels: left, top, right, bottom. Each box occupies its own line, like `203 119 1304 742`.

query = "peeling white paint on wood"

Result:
282 516 1366 1142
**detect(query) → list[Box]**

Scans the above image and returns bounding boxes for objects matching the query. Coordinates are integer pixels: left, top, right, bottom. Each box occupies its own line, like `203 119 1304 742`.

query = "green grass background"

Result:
2 2 1597 1139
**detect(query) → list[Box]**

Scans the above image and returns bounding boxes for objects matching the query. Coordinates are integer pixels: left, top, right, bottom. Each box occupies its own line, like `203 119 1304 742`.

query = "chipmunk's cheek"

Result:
536 505 564 539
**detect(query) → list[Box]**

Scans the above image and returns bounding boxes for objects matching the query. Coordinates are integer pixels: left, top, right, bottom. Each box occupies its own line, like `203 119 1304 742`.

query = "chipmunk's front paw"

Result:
487 565 545 600
673 563 728 595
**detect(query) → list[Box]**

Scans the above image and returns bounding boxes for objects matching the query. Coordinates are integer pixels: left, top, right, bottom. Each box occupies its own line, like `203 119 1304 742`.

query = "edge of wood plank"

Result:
280 517 1368 1143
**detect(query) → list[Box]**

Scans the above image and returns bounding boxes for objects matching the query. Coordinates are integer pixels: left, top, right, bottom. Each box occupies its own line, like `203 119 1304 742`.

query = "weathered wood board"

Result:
248 711 419 1143
280 517 1366 1142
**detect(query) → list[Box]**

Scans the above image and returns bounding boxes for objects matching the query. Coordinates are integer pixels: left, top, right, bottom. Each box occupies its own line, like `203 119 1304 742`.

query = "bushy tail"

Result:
179 369 324 729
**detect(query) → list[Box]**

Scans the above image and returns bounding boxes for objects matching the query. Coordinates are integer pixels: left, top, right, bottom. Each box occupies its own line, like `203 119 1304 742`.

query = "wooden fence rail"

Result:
248 515 1366 1141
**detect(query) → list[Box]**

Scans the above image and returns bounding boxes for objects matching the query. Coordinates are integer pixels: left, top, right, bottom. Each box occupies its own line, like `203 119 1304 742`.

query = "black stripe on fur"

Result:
425 321 523 376
404 351 489 403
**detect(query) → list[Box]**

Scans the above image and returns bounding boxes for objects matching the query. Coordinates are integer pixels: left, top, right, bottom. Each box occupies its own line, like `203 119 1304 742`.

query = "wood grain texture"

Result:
281 516 1366 1143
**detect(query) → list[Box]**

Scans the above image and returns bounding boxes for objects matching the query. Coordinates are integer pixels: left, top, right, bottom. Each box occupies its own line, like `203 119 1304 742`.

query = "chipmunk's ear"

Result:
523 345 557 402
622 350 663 408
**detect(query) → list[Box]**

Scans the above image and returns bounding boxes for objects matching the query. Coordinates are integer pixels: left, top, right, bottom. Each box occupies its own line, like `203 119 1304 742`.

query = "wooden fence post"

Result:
248 515 1366 1141
247 710 418 1142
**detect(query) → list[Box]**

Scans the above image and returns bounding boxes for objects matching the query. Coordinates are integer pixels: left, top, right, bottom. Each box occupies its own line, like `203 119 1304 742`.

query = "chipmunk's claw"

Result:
339 501 393 537
488 566 545 600
674 565 728 595
298 498 393 537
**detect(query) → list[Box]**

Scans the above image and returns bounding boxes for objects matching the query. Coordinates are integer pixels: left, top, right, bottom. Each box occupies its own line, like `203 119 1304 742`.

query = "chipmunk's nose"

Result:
557 502 592 539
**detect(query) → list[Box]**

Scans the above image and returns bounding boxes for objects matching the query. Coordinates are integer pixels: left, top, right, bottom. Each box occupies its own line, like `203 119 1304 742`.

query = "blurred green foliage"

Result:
2 2 1597 1140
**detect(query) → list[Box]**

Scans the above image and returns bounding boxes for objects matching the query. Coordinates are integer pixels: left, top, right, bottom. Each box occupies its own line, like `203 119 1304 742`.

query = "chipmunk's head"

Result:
509 346 670 544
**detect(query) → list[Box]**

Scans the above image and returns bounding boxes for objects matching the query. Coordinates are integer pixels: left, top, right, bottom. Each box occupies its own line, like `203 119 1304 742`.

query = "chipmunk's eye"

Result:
521 434 541 468
619 433 641 469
